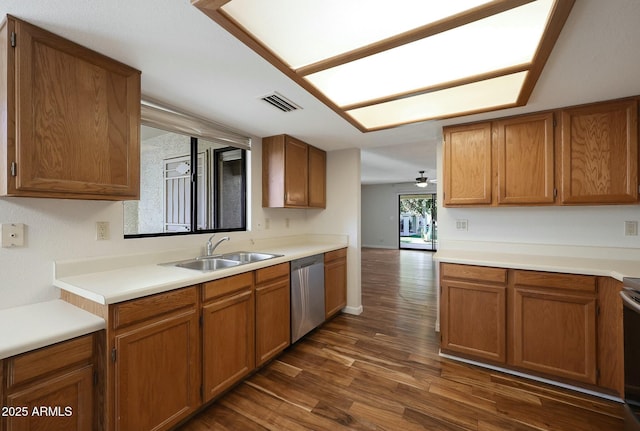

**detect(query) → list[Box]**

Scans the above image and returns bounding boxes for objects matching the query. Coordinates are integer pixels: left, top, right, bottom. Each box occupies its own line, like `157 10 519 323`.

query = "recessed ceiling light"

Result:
193 0 575 132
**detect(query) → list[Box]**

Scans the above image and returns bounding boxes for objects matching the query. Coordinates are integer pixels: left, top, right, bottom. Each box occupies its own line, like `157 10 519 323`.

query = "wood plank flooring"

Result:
178 248 625 431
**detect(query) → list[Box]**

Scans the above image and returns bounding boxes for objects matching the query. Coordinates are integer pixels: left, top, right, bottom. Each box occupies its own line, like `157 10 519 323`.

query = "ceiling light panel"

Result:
221 0 492 69
305 0 553 107
196 0 574 131
346 72 528 130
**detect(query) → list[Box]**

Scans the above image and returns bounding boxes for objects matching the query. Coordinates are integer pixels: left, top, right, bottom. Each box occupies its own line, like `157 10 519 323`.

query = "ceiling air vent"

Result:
260 92 302 112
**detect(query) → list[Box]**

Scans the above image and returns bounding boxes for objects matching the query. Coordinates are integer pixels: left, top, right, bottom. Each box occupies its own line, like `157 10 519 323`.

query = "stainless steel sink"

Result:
220 251 282 264
173 257 241 272
160 251 281 272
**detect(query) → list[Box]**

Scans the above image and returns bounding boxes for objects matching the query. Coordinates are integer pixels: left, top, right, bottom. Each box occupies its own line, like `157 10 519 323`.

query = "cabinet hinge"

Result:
553 188 558 198
10 32 16 47
596 305 601 317
111 347 117 362
93 370 98 386
199 315 203 327
10 161 16 177
553 118 557 127
596 368 600 380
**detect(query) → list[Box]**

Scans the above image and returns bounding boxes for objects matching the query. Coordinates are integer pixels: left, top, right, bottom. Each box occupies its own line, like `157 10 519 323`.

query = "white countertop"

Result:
433 249 640 281
0 300 105 360
54 236 348 305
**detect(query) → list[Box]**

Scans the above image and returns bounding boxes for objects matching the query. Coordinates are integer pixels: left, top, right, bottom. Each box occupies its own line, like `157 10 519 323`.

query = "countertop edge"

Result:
433 250 640 281
0 300 106 360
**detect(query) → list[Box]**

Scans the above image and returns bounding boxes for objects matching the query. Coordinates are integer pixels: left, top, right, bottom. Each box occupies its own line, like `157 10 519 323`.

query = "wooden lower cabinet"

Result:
4 334 96 431
440 264 507 363
511 274 597 384
202 273 255 402
255 263 291 367
440 263 623 395
324 248 347 318
110 287 200 431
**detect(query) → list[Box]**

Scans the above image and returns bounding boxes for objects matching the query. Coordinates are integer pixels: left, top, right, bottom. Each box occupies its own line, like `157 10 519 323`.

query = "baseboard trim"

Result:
439 352 623 403
342 305 363 315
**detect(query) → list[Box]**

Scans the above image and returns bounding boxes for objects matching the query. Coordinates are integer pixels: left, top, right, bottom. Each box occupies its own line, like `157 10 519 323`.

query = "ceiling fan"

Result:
415 170 436 188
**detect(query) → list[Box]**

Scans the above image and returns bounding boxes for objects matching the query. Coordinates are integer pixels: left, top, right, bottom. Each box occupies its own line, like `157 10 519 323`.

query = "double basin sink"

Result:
163 251 283 272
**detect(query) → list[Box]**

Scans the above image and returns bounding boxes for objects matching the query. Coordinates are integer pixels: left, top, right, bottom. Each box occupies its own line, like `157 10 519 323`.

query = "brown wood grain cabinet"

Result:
262 134 326 208
440 263 507 363
324 248 347 319
443 96 640 207
110 287 200 431
443 123 493 206
255 262 291 366
4 334 96 431
0 15 141 200
559 98 638 204
495 113 555 204
511 270 597 384
201 273 255 402
440 263 624 396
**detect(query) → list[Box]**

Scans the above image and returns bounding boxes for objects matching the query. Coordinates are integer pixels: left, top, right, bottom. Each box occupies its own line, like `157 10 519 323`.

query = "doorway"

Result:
399 193 437 251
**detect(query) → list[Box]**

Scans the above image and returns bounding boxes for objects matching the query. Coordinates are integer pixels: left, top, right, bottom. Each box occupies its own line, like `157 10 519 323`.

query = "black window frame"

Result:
124 136 247 239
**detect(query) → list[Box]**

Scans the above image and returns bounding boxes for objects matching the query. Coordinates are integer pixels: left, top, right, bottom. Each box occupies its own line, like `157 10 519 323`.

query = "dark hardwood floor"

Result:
179 247 625 430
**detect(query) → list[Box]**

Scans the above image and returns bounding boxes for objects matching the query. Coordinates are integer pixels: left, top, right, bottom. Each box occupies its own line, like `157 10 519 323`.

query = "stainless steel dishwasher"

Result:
290 254 325 343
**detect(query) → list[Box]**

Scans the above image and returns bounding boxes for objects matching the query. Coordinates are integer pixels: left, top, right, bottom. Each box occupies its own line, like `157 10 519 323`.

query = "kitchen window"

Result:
124 100 251 238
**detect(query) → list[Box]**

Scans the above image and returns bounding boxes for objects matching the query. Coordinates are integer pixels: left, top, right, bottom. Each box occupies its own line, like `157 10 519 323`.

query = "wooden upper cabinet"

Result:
262 134 326 208
0 15 141 200
443 123 492 206
308 145 326 208
559 99 638 204
495 113 555 205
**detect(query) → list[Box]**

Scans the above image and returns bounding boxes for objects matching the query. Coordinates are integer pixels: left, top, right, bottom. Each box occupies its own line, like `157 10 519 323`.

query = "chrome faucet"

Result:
205 234 230 256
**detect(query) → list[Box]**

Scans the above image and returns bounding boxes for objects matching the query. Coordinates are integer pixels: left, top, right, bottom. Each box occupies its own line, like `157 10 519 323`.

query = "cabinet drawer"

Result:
203 272 253 301
513 270 596 292
112 286 198 330
325 248 347 262
7 334 93 388
255 262 289 285
441 263 507 284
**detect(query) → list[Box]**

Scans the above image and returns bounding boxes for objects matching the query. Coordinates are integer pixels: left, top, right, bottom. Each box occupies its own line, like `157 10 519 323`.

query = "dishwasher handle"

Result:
291 254 324 271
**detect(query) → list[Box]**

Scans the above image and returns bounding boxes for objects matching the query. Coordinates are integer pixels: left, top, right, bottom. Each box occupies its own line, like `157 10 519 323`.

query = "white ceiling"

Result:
2 0 640 184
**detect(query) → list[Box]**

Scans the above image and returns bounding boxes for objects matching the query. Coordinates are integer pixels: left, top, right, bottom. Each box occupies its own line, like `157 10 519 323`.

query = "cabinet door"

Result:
255 279 291 367
443 123 493 206
114 309 200 431
202 289 254 402
325 249 347 318
559 99 638 204
6 366 93 431
441 280 506 363
511 287 597 384
10 17 140 199
308 146 326 208
495 113 555 204
284 136 308 206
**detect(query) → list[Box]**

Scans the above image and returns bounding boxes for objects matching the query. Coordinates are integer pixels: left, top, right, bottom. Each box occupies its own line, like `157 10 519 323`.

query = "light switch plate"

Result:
1 223 25 247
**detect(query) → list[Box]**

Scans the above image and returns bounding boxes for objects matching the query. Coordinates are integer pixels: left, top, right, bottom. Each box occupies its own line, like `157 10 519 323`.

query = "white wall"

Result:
308 148 362 314
0 138 361 311
361 182 437 249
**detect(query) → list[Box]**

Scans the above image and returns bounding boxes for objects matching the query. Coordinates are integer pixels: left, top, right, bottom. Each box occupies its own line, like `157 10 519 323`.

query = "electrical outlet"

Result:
96 221 110 240
456 219 469 231
625 220 638 236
